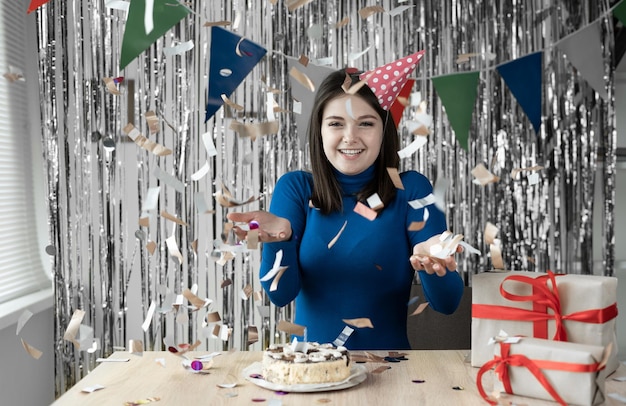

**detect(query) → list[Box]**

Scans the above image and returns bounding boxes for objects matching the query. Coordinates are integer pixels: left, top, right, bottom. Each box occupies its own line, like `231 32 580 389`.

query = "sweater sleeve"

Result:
258 171 310 307
401 171 464 315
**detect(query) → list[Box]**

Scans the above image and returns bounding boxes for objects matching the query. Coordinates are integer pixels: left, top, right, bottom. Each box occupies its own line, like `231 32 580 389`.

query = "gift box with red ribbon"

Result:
471 271 618 373
477 336 609 406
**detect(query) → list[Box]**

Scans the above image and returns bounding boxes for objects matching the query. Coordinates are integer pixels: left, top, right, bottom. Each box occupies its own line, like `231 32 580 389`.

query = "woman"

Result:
227 67 464 350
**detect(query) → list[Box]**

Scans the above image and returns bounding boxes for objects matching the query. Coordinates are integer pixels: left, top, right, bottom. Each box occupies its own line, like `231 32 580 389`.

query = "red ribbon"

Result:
472 271 618 341
476 341 604 406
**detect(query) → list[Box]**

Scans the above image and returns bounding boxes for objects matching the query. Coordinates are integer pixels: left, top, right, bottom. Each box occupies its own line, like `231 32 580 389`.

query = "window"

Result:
0 2 50 307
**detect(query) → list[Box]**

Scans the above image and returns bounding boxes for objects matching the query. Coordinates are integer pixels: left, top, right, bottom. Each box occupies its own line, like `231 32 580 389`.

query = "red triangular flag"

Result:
389 79 414 128
28 0 51 13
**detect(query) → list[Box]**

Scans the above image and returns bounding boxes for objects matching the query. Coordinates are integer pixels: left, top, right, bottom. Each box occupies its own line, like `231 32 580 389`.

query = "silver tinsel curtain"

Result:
34 0 617 396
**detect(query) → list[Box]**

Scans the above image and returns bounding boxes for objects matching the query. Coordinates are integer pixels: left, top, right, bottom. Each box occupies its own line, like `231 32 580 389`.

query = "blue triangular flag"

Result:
205 27 267 122
496 52 543 133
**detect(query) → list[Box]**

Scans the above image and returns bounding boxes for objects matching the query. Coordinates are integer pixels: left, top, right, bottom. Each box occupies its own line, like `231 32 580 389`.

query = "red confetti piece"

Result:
251 398 266 402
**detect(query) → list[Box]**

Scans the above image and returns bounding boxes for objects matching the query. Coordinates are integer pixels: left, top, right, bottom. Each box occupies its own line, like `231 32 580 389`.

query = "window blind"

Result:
0 2 50 304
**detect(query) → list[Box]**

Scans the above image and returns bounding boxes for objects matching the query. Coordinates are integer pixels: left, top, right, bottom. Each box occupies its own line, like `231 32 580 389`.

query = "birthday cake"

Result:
262 342 351 385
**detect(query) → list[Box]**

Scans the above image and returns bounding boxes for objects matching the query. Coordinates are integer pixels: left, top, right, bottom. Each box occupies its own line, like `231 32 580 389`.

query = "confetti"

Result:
123 123 172 156
21 338 43 359
289 66 315 92
359 5 385 19
327 220 347 249
354 201 377 220
124 396 161 405
342 318 374 328
277 320 306 336
63 309 86 349
412 379 425 383
285 0 313 12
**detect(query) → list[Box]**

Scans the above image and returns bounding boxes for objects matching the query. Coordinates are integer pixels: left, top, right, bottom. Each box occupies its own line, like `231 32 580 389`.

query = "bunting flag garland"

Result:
27 0 51 13
613 0 626 26
431 71 480 150
205 26 267 122
496 52 543 134
389 79 415 128
556 21 607 100
119 0 191 70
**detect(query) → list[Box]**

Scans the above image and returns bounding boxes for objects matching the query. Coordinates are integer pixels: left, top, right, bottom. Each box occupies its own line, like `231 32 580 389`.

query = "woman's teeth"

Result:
340 149 363 156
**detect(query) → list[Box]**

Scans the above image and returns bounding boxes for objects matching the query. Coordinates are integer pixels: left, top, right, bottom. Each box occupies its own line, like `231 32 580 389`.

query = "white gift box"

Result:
471 271 618 374
476 337 607 406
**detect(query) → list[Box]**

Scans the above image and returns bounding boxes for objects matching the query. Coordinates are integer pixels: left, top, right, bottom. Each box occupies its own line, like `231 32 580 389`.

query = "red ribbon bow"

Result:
473 271 618 341
476 341 604 405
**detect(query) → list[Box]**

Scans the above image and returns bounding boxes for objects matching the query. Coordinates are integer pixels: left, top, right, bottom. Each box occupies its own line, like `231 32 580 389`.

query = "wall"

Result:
0 306 54 405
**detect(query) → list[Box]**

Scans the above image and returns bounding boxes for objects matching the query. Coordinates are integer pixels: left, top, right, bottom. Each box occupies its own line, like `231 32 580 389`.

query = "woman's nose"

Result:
342 125 357 143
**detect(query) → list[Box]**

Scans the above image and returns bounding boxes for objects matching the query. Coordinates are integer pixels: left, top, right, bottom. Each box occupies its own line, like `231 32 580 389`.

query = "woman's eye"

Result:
360 121 375 127
328 122 342 127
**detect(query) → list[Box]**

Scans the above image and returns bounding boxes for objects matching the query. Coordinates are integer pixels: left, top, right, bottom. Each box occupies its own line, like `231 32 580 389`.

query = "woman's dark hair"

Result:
308 69 400 214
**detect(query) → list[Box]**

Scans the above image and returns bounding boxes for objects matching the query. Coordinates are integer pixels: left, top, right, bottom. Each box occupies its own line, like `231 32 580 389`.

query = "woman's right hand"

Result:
226 211 292 243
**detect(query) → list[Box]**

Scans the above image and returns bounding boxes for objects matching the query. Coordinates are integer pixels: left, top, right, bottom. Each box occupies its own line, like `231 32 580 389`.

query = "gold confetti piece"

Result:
182 289 208 310
215 182 258 208
205 311 221 323
221 94 244 111
335 16 350 28
191 239 198 253
298 54 309 67
354 201 377 221
344 72 373 95
408 221 425 231
317 399 332 404
217 251 235 266
372 365 391 374
409 302 430 316
145 110 159 134
21 338 42 359
124 396 161 405
203 20 231 27
358 5 385 19
247 326 259 346
129 339 144 355
484 222 499 245
511 164 544 179
277 320 306 336
247 229 259 249
221 279 233 288
471 163 500 185
286 0 313 12
342 318 374 328
123 123 172 156
146 240 156 255
160 210 188 226
388 351 408 358
341 73 352 92
327 220 347 249
289 66 315 92
229 120 279 141
102 77 121 95
63 309 86 349
138 216 149 227
253 291 263 301
241 284 253 299
386 167 405 190
490 242 504 270
269 266 288 292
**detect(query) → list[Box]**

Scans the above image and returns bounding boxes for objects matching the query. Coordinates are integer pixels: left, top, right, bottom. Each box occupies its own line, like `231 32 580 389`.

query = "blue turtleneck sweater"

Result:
259 166 464 350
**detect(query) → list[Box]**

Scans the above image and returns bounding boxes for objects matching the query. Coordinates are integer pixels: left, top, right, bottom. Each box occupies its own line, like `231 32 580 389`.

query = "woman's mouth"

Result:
339 149 363 156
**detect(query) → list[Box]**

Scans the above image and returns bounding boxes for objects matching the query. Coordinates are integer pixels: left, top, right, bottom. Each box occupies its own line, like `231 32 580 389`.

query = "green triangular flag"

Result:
614 0 626 26
120 0 191 70
431 71 480 150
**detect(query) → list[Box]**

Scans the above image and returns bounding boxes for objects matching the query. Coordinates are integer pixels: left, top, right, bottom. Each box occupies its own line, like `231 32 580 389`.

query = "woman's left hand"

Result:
409 233 463 276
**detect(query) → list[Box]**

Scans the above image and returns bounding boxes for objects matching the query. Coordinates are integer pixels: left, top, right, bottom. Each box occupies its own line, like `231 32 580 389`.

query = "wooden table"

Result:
52 350 626 405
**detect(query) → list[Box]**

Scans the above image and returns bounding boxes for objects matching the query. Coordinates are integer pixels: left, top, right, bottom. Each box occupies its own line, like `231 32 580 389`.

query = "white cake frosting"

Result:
261 341 351 385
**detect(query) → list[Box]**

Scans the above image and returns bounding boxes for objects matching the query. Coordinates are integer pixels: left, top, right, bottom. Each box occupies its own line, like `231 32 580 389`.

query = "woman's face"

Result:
321 94 384 176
